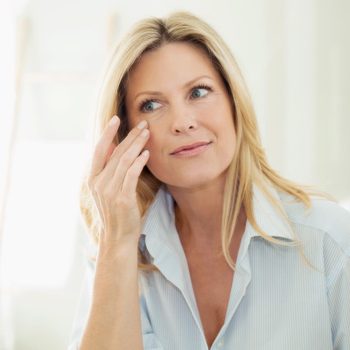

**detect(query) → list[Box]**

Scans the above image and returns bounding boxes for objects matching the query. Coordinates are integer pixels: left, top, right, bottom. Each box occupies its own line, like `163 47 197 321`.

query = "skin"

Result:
125 41 244 253
124 42 248 347
85 112 152 350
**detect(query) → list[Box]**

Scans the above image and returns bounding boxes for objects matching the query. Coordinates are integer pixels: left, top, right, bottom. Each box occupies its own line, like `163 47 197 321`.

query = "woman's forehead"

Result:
125 42 220 98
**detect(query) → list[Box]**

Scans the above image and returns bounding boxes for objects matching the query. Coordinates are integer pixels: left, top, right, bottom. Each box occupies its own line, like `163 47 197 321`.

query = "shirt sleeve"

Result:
327 251 350 350
67 252 95 350
139 277 164 350
67 245 164 350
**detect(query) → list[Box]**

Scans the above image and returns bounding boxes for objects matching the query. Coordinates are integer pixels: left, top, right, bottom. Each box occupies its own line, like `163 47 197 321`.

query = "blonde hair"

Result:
79 11 333 272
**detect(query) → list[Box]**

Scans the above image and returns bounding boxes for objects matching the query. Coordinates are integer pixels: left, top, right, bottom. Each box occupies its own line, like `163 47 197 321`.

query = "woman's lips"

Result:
170 141 211 154
170 142 212 157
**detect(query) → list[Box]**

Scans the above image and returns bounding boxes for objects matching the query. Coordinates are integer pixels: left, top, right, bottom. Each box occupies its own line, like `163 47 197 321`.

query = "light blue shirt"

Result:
68 183 350 350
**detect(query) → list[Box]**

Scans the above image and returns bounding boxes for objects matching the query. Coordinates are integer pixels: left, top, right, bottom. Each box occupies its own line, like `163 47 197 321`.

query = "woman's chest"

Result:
142 236 333 350
187 256 234 348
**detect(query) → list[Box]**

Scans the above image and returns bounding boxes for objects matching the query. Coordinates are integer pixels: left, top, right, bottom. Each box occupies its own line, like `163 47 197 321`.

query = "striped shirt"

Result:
68 183 350 350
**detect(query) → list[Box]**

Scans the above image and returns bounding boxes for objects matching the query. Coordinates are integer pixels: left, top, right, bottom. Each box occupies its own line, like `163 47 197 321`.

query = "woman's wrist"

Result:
97 233 140 262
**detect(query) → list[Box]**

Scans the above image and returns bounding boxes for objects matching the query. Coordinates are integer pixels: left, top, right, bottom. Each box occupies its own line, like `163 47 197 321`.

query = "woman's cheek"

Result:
144 137 159 164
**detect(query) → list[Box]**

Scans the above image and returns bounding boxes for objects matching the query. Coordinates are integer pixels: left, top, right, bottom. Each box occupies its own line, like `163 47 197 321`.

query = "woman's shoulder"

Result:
278 191 350 256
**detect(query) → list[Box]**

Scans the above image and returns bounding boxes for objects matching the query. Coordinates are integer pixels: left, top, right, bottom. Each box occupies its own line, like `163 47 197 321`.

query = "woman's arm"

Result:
79 237 143 350
77 115 150 349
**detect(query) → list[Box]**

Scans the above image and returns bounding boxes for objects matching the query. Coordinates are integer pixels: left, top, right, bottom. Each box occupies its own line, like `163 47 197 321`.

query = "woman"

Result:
68 11 350 350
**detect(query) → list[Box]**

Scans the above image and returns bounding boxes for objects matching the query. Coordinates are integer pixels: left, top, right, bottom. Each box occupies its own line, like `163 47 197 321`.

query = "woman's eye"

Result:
190 85 211 99
140 100 161 113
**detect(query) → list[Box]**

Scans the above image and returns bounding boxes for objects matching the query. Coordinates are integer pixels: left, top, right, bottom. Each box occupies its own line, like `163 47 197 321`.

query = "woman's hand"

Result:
87 115 150 248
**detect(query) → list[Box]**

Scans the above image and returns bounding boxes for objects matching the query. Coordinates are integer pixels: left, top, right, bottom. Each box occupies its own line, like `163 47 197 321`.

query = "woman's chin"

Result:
163 170 226 190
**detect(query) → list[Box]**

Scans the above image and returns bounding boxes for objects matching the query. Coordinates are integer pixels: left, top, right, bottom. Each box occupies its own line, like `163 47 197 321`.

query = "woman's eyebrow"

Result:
133 75 213 101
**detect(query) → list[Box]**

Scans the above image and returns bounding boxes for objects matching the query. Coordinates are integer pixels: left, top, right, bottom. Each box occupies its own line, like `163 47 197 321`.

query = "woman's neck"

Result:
168 176 226 247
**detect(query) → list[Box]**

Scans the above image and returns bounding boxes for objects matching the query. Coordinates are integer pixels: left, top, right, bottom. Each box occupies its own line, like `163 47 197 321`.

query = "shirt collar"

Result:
139 183 176 257
139 182 294 257
246 183 294 241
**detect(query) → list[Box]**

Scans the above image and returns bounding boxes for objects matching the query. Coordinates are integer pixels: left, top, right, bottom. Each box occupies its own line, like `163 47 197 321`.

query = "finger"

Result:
121 150 150 195
109 120 148 163
111 128 150 189
102 120 149 181
106 142 116 163
90 115 120 178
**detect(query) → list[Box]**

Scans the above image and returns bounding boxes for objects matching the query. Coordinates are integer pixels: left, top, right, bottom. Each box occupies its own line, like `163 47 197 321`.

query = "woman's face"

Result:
125 42 236 189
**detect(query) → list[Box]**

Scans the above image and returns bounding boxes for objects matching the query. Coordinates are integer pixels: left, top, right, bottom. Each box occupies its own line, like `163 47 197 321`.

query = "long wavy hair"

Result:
79 11 332 272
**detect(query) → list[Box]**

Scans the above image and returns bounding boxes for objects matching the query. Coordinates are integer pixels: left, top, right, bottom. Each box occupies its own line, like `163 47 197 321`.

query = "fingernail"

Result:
137 120 148 129
109 116 119 125
141 129 149 137
141 150 149 157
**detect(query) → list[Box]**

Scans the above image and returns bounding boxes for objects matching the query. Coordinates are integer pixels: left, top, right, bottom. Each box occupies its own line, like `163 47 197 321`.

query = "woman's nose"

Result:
170 105 199 134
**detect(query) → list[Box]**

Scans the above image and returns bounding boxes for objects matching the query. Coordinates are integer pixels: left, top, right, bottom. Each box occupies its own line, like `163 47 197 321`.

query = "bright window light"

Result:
2 140 88 289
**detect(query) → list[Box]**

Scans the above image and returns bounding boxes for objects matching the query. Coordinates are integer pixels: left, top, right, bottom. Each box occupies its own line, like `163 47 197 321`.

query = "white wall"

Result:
1 0 349 349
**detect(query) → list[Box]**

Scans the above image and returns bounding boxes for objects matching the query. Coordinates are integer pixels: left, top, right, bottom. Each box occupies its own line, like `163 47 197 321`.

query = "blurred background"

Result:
0 0 349 349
